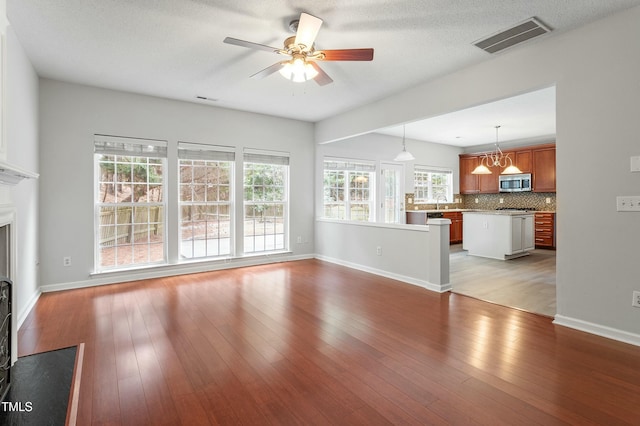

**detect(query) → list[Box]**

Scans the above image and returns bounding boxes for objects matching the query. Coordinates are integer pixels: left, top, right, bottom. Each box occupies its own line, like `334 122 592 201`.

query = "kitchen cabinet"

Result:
478 170 499 193
442 211 463 244
459 156 479 194
534 212 555 249
462 211 534 260
459 144 555 194
513 149 532 173
511 215 534 254
532 146 556 192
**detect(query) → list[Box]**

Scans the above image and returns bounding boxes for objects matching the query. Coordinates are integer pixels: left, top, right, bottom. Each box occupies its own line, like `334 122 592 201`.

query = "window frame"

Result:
323 157 376 222
413 165 454 204
178 142 235 261
94 135 168 273
242 149 290 255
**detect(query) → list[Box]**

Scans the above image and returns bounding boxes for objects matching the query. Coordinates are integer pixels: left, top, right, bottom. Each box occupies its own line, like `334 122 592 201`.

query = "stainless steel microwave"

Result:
499 174 532 192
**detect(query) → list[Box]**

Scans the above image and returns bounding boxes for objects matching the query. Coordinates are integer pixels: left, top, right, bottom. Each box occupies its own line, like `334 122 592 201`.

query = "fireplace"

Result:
0 213 16 403
0 278 9 401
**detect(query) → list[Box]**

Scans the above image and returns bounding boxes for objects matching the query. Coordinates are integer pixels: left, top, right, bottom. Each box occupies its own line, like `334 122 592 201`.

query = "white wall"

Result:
315 219 451 293
6 26 39 328
316 132 462 207
316 6 640 344
39 80 315 289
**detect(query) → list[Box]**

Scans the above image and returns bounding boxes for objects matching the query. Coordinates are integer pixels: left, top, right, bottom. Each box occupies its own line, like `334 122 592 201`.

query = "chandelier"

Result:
471 126 522 175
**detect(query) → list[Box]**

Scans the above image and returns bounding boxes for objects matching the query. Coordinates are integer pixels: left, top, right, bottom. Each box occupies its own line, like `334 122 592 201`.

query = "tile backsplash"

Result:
405 192 556 211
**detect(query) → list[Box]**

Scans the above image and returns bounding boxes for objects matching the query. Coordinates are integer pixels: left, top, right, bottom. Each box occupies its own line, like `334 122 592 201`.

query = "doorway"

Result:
378 162 405 223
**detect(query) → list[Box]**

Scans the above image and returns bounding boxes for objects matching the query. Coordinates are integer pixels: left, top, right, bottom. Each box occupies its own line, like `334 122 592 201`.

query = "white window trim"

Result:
323 157 376 222
414 165 454 204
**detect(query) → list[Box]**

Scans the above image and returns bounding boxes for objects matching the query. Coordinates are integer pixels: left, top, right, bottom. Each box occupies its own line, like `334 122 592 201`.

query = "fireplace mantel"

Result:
0 160 38 185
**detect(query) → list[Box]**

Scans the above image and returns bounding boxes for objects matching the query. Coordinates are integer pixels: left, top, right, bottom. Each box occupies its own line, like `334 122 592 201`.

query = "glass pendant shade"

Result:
279 57 318 82
471 163 492 174
394 149 415 161
394 125 415 161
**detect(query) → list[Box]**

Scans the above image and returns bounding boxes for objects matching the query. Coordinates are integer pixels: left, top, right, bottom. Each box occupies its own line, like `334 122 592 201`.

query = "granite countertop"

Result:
408 209 556 214
462 210 535 216
407 209 467 213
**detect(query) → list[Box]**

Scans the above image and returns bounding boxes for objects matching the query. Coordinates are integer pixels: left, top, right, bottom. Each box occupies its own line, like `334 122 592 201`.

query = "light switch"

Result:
631 156 640 172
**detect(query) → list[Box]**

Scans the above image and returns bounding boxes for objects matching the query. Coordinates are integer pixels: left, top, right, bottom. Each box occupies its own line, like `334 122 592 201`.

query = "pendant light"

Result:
394 125 415 161
471 125 522 175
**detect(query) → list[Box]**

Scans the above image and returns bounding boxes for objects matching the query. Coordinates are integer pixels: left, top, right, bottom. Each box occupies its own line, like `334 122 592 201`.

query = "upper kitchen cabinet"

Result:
459 156 479 194
532 145 556 192
513 149 532 173
460 144 555 194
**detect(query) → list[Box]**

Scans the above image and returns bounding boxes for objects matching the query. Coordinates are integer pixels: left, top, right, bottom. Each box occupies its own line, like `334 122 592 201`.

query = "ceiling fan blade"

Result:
294 13 323 49
250 62 284 79
319 48 374 61
223 37 280 53
309 62 333 86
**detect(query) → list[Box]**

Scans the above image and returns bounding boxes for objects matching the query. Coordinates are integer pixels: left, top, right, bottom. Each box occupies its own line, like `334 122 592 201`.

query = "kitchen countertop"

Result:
408 209 556 214
462 210 534 216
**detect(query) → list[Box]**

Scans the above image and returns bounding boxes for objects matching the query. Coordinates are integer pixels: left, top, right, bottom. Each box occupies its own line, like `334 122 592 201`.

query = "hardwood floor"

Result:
19 259 640 425
450 245 557 317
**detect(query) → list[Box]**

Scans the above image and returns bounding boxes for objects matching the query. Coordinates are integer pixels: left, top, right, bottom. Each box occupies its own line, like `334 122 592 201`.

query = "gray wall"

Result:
6 26 39 327
39 80 315 289
316 6 640 343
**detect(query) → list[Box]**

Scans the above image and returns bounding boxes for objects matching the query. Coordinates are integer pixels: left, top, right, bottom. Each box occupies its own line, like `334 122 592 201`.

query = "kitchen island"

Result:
462 210 534 260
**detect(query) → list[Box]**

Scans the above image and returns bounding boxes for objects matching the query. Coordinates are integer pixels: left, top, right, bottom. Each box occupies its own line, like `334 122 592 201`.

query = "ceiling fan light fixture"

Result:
278 57 318 82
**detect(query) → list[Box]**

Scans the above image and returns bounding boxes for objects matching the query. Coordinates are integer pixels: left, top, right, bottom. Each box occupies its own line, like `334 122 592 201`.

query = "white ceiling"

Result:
377 86 556 148
7 0 640 144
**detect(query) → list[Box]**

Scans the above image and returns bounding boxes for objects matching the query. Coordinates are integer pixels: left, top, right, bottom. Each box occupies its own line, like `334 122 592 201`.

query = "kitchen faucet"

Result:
435 194 447 210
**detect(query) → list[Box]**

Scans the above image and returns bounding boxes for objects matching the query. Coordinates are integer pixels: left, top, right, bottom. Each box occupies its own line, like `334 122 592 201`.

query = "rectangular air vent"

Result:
474 17 551 54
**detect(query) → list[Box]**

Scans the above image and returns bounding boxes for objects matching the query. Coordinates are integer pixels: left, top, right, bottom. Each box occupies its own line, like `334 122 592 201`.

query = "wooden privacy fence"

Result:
100 206 162 246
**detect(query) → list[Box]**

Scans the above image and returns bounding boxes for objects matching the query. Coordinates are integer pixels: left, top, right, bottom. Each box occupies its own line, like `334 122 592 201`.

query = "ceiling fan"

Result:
223 12 374 86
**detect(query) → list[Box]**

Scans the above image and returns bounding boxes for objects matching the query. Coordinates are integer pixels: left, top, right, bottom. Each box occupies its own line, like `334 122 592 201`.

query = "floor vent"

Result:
474 17 551 54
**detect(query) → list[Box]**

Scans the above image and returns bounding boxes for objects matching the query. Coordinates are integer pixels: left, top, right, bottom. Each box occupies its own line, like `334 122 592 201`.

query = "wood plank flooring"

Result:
451 245 557 317
18 259 640 425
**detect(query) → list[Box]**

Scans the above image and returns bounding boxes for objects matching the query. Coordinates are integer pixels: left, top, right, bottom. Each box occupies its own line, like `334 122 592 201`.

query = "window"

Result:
414 166 453 203
95 135 167 271
323 158 376 221
243 150 289 254
178 143 234 260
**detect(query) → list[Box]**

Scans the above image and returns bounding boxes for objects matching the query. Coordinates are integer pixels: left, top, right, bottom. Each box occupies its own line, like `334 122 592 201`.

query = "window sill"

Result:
91 250 294 278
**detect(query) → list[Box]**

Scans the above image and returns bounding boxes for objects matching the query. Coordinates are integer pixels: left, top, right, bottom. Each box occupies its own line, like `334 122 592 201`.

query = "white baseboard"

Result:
554 314 640 347
17 289 41 329
40 253 315 293
315 254 451 293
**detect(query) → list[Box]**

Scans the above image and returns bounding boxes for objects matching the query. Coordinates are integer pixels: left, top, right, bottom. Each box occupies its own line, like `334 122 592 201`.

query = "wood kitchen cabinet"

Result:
442 211 463 244
532 145 556 192
459 156 479 194
513 149 532 173
534 212 556 249
459 143 555 194
459 154 499 193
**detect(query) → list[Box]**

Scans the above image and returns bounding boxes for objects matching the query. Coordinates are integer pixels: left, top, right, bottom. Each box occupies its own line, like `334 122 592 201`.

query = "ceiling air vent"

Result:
474 17 551 54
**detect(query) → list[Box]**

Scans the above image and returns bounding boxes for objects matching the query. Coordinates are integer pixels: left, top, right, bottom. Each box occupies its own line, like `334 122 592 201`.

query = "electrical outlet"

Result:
616 196 640 212
499 198 504 203
633 291 640 308
376 246 382 256
296 236 302 244
475 198 479 204
63 256 72 267
546 197 551 204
